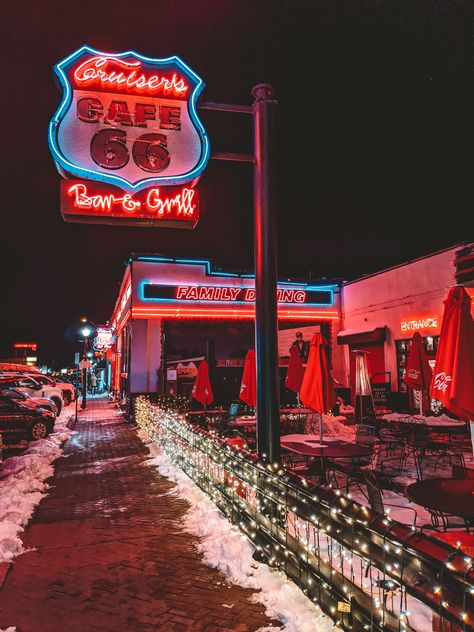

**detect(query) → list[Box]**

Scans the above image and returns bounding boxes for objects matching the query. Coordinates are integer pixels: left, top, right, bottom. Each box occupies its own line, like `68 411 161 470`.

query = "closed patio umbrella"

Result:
239 349 256 407
285 345 305 398
300 333 336 443
353 350 376 423
430 286 474 423
404 332 433 414
191 360 214 408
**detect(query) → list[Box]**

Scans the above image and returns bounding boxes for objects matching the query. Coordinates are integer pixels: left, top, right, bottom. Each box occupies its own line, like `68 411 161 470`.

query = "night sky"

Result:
1 0 470 366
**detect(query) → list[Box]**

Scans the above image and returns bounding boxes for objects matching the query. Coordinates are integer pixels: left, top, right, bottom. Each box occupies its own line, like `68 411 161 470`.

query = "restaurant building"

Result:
338 242 474 411
110 243 473 412
110 254 342 404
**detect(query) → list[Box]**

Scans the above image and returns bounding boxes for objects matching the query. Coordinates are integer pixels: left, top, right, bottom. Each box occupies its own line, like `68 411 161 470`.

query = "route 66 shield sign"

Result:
48 46 210 192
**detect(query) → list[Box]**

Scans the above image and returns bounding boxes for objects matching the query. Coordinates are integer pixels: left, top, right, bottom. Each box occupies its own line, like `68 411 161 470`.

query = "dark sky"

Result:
1 0 471 366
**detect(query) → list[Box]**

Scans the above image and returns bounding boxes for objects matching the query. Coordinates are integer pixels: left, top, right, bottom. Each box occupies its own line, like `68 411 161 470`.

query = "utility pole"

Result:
252 84 281 464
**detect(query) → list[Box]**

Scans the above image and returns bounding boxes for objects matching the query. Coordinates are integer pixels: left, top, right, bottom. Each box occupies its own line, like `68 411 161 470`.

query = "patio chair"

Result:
281 450 313 476
416 451 466 481
362 470 417 527
355 423 377 448
328 424 377 491
281 415 307 434
415 453 470 531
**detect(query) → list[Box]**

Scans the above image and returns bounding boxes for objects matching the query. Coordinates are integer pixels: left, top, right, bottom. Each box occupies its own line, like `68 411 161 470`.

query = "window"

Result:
18 378 35 388
395 336 439 392
0 398 16 412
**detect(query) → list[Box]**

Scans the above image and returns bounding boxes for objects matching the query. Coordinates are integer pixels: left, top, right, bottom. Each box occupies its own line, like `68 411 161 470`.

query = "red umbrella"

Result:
430 286 474 420
300 333 336 442
191 360 214 407
285 345 305 394
239 349 256 407
404 332 433 414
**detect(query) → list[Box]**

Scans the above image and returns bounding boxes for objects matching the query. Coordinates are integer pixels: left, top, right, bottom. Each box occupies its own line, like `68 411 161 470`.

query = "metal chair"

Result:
415 451 466 481
414 452 470 531
281 415 307 435
362 470 417 527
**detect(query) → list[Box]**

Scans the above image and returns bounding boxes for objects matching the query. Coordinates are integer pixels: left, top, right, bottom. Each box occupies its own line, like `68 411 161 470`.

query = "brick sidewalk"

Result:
0 399 278 632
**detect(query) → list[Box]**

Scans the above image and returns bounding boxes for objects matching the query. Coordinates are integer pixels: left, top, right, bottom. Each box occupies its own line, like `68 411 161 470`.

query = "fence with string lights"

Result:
134 397 474 632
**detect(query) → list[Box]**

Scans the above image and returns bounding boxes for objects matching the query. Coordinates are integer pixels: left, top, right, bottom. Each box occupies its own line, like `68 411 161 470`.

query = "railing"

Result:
135 397 474 632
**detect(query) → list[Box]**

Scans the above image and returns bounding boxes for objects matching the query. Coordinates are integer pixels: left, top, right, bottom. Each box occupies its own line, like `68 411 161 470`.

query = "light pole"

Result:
80 326 92 409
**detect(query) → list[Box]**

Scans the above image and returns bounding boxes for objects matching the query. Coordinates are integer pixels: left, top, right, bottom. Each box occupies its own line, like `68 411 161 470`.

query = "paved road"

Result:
0 398 277 632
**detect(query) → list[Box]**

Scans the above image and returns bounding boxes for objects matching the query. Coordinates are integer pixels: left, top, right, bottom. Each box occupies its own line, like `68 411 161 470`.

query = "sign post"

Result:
252 85 280 464
79 358 92 409
74 352 80 422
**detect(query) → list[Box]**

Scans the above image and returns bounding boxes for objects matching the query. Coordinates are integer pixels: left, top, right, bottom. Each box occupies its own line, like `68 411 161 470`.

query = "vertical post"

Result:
81 338 88 409
75 355 79 422
252 84 280 463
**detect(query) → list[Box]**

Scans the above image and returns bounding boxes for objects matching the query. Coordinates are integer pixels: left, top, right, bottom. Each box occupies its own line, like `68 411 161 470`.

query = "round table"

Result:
281 438 373 483
405 478 474 521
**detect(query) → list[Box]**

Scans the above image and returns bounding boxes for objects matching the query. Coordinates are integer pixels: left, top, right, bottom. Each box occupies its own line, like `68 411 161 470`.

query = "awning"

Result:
337 327 386 345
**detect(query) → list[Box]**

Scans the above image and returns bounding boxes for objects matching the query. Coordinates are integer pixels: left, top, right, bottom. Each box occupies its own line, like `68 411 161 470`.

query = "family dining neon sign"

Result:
141 283 334 306
176 286 306 302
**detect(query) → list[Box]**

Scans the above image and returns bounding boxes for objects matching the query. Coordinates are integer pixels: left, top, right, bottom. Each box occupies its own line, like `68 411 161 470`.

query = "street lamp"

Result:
80 325 93 409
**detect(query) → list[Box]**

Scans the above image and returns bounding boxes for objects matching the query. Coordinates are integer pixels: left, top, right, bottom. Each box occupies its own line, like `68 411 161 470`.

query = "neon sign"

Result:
13 343 38 350
141 283 334 306
93 327 115 351
73 56 189 97
400 317 439 333
61 180 199 227
49 46 209 193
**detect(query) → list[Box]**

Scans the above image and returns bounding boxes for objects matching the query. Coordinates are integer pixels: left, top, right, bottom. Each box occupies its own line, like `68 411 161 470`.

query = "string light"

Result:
134 396 474 630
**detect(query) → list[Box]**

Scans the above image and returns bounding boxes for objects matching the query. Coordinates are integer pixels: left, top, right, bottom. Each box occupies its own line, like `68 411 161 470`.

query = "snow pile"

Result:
140 432 336 632
0 409 73 563
321 415 355 441
382 412 462 424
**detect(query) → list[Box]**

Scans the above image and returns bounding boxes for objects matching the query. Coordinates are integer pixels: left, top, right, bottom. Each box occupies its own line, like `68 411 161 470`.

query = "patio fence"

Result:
134 397 474 632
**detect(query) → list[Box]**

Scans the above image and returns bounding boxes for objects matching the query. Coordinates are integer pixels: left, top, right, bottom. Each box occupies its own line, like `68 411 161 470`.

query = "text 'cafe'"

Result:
109 255 341 403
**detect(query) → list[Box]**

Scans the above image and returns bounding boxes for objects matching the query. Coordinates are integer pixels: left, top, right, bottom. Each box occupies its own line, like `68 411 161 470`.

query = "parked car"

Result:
0 396 55 442
23 373 76 406
0 376 63 414
0 387 59 416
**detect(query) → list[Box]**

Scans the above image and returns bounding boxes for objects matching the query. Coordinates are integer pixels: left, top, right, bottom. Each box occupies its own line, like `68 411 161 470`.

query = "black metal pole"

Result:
81 338 88 409
252 84 280 463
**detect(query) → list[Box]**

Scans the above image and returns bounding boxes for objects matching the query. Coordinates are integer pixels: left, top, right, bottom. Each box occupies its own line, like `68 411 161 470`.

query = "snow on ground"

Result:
0 407 74 563
138 430 337 632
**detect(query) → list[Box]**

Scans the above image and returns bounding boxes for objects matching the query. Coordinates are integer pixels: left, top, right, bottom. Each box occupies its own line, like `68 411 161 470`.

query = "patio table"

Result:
228 416 257 428
186 410 225 416
405 478 474 522
281 435 372 483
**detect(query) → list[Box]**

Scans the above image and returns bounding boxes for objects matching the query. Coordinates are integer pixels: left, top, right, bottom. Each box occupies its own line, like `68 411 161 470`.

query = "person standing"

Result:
90 372 98 396
290 331 309 362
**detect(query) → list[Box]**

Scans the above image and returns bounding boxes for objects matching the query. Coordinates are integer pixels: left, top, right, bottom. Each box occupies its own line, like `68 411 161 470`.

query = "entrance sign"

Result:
49 46 210 192
61 180 199 227
400 316 439 333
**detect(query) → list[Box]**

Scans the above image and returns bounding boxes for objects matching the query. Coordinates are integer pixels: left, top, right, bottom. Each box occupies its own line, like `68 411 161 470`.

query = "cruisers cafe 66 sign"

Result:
49 46 210 228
